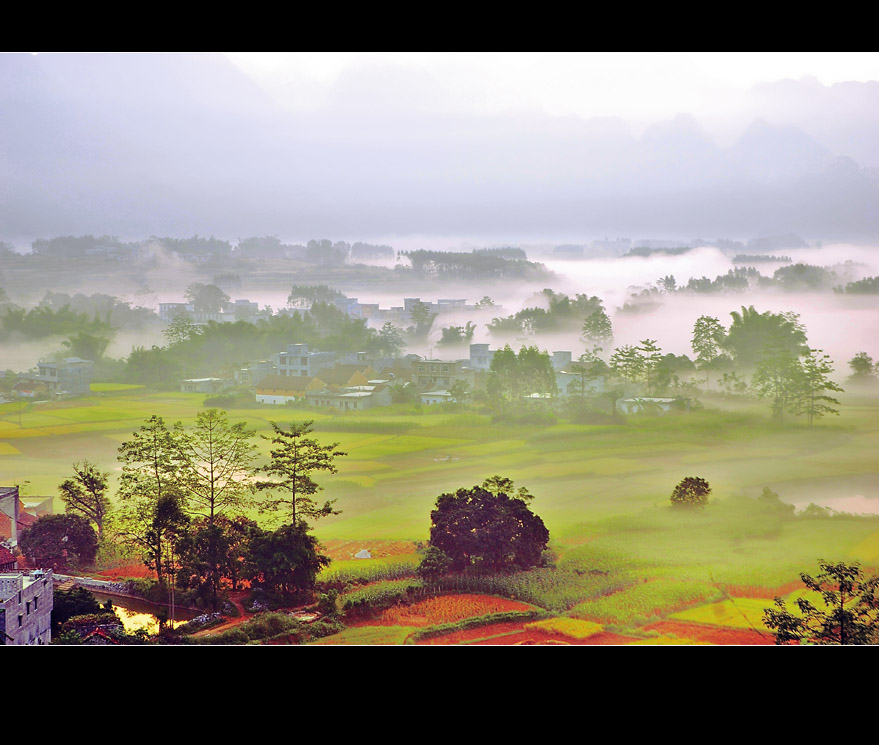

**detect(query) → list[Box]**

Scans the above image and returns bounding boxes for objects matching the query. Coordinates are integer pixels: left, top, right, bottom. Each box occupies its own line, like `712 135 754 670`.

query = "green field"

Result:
4 389 879 634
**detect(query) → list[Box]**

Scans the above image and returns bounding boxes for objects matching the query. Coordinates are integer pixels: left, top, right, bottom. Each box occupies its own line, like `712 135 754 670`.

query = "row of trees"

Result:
689 308 842 422
21 414 345 609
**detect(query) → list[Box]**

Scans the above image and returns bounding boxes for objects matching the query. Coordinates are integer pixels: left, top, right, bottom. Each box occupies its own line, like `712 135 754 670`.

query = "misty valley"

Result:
4 51 879 646
2 234 879 645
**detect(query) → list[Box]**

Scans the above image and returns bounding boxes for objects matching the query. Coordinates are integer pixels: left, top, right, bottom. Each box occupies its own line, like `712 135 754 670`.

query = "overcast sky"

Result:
225 52 879 131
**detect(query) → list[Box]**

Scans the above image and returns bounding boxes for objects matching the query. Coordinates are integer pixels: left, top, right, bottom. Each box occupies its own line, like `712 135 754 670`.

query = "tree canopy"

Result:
670 477 711 508
764 560 879 645
427 477 549 573
20 514 98 570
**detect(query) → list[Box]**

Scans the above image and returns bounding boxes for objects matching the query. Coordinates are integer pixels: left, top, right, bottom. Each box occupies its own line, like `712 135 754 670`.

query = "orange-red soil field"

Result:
351 593 532 628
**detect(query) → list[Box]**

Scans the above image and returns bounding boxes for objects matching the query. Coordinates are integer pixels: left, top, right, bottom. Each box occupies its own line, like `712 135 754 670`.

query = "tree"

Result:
751 336 806 420
486 345 556 407
377 321 406 357
163 313 200 346
244 521 330 600
416 546 452 581
691 315 728 387
408 301 436 340
670 476 711 508
848 352 878 385
58 461 111 537
449 380 471 404
763 560 879 645
638 339 663 394
568 349 607 400
19 514 98 570
791 349 843 425
581 307 613 346
427 477 549 572
723 306 808 369
177 409 257 525
116 416 187 594
437 322 476 348
184 282 230 314
175 409 258 607
255 420 347 524
51 586 107 635
610 344 644 386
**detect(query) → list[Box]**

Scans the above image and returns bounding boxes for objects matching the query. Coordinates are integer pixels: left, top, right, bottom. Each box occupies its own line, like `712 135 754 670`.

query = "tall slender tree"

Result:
792 349 843 425
116 416 186 594
255 421 347 525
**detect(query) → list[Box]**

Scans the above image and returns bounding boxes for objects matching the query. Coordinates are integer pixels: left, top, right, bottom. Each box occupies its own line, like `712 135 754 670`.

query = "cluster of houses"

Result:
8 357 94 400
159 294 501 332
179 342 655 411
326 296 499 329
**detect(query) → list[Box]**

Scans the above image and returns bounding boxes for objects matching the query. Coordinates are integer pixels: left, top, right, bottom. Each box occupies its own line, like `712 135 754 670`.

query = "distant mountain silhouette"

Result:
2 53 878 241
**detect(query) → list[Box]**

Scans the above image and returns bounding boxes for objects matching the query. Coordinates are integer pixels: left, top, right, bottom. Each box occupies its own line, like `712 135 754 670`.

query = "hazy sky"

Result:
225 52 879 128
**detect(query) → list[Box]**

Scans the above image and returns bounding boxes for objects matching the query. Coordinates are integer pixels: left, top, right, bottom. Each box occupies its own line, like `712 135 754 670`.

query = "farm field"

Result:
5 388 879 643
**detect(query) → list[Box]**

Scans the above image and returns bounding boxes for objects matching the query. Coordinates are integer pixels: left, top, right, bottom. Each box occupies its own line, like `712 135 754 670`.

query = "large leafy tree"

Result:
764 560 879 645
244 521 330 599
58 461 111 537
751 340 804 420
722 306 808 369
184 282 230 314
427 477 549 572
20 514 98 570
581 307 613 346
255 420 347 524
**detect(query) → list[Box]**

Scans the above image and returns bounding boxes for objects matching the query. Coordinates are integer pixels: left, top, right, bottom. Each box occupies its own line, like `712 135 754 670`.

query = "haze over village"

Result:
2 52 879 646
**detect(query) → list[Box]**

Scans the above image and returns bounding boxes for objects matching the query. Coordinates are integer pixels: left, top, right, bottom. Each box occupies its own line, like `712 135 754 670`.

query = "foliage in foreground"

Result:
763 560 879 645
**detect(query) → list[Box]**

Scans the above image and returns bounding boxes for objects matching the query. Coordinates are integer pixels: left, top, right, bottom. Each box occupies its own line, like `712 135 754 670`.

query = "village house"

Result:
421 390 457 406
306 384 391 411
36 357 93 396
255 374 325 405
180 378 228 394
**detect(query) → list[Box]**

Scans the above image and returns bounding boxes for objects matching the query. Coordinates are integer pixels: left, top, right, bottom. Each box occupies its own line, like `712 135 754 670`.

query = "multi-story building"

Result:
36 358 93 396
412 359 474 391
469 344 495 371
0 569 53 645
272 344 336 378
